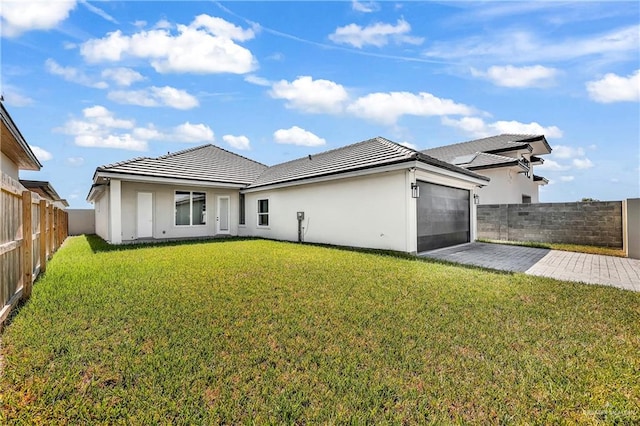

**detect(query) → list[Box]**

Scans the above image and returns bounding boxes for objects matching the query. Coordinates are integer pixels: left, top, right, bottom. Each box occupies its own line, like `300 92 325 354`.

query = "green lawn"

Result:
1 236 638 424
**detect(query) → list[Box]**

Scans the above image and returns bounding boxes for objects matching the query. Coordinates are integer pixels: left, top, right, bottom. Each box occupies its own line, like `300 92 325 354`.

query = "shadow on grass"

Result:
79 234 516 276
83 234 260 254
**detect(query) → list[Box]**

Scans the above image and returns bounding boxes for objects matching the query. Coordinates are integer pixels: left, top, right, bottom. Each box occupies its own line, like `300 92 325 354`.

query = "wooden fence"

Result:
1 173 68 328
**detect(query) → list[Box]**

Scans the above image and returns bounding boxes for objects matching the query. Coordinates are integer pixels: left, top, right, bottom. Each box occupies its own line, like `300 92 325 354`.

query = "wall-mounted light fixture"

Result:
411 183 420 198
473 193 480 204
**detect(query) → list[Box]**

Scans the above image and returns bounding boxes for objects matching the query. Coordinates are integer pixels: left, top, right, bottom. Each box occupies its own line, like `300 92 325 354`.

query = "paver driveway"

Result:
421 242 640 292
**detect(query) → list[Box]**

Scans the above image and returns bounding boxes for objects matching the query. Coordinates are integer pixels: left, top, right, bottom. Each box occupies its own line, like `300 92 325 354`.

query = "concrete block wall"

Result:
67 209 96 235
477 201 623 248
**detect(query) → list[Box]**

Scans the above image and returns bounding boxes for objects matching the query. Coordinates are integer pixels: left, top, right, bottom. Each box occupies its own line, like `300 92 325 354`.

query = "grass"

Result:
1 236 639 424
478 238 627 258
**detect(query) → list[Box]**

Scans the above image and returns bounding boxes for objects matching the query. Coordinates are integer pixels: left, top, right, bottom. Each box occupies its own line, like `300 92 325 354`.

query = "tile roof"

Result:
247 137 487 188
96 144 268 185
422 134 550 163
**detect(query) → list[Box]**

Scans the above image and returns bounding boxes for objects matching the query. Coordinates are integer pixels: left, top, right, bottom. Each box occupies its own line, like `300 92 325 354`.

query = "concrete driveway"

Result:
421 242 640 292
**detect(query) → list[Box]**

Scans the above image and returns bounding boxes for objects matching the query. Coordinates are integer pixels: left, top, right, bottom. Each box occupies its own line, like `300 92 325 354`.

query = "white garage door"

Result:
416 181 470 252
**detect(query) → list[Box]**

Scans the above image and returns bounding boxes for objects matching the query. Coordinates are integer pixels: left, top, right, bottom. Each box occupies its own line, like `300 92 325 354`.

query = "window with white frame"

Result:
257 199 269 227
175 191 207 226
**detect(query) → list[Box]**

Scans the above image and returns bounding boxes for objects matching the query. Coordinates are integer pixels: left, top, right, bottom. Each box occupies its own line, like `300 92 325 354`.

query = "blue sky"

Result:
1 0 638 208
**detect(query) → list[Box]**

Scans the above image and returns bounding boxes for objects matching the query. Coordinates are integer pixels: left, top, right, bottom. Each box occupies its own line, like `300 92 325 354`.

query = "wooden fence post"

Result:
40 199 47 273
48 204 54 256
22 191 33 300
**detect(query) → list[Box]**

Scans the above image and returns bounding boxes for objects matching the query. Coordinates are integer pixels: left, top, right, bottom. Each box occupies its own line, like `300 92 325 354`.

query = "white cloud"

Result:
82 105 134 128
0 85 34 106
352 1 380 13
0 0 76 37
31 145 52 161
244 75 271 87
348 92 474 125
223 134 251 150
65 157 85 167
329 19 424 48
586 69 640 103
80 14 257 74
45 59 107 89
101 67 144 86
536 159 570 172
552 145 585 159
441 116 564 139
399 141 418 150
270 76 349 114
471 65 558 88
425 25 639 64
573 158 594 169
108 86 199 109
57 105 214 151
559 176 575 182
79 0 117 24
172 122 214 143
273 126 326 147
57 106 146 151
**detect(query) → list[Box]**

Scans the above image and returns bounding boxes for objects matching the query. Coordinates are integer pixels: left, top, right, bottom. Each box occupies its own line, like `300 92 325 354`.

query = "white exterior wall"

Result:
118 181 239 242
94 190 110 241
1 152 19 180
239 170 412 252
476 168 539 204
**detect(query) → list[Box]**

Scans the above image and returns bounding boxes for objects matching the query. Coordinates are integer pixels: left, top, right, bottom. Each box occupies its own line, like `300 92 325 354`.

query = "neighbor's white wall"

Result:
1 152 19 180
476 168 539 204
94 190 110 241
119 181 239 242
240 170 410 252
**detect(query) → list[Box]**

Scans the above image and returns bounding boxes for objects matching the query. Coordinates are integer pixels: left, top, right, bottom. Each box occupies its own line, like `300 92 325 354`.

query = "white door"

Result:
216 196 230 234
137 192 153 238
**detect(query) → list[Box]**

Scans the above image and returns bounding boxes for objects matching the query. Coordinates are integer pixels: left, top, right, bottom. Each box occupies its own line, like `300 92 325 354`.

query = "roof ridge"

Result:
157 144 213 159
99 156 149 170
158 143 268 168
375 136 418 157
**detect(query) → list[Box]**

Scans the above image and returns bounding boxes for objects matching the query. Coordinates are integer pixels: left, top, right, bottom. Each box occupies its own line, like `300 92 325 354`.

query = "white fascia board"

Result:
241 162 411 193
94 171 246 189
415 162 489 187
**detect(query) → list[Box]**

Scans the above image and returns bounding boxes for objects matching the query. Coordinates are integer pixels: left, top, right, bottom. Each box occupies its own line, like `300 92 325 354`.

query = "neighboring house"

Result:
1 102 42 184
20 180 69 210
422 134 551 204
87 137 489 253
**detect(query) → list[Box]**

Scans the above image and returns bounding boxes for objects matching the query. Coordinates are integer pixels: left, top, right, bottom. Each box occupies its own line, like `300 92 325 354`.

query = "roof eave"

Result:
1 102 42 170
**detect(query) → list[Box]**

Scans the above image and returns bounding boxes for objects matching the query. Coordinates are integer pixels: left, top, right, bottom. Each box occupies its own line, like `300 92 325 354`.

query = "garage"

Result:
416 181 470 252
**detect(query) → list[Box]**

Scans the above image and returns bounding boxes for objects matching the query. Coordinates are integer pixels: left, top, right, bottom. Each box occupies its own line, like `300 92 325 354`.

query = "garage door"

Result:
416 181 470 252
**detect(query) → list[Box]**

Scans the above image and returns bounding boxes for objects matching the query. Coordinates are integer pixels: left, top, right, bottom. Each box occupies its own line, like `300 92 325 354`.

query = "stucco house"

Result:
20 180 69 210
422 134 551 204
87 137 489 253
1 102 42 184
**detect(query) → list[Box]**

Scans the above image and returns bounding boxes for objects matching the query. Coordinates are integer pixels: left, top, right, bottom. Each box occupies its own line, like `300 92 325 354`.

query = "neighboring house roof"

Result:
1 102 41 171
20 180 69 206
95 144 268 185
422 134 552 164
247 137 488 189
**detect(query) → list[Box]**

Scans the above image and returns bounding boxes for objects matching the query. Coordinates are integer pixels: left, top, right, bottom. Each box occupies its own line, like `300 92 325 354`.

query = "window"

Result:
257 199 269 227
175 191 206 226
239 193 245 225
522 195 532 204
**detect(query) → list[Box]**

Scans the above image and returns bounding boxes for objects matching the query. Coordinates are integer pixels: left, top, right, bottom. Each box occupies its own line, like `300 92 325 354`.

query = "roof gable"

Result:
96 144 268 185
247 137 417 188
